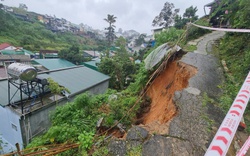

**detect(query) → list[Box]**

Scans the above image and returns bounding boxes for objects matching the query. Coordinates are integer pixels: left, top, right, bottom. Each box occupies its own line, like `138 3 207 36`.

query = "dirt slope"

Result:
140 59 197 134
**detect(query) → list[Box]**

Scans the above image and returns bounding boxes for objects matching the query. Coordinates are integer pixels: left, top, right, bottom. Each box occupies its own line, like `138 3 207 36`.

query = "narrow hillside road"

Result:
194 31 225 55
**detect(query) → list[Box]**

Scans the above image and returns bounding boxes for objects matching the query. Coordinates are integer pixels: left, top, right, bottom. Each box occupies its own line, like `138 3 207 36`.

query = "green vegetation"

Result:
202 92 215 107
154 27 184 46
126 145 142 156
201 114 215 133
27 92 108 155
98 37 137 90
218 33 250 113
185 18 211 41
58 45 83 64
210 0 250 132
0 9 99 51
47 78 71 102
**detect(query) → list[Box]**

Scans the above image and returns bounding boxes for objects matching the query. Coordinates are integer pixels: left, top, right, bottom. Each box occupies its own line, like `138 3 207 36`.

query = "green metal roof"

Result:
82 60 100 71
84 61 97 67
1 50 25 55
22 49 34 55
0 66 110 106
0 49 34 55
32 59 76 70
44 54 58 58
39 66 110 95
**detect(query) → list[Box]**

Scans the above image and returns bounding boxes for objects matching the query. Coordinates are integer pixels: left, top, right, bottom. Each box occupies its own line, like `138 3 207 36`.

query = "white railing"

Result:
205 72 250 156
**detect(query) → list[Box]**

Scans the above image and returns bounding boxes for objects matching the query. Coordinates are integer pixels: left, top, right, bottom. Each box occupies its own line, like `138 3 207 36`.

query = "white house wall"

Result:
0 106 23 154
3 46 16 50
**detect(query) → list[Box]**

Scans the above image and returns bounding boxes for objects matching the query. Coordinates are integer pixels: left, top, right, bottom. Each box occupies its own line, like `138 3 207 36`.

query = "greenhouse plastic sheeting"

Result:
144 43 176 70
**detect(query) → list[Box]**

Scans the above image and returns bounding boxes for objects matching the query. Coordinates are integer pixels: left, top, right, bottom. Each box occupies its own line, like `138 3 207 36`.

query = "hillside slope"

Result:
0 9 100 51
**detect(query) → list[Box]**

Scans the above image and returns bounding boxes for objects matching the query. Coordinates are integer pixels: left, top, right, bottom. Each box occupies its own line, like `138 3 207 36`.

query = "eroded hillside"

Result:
139 60 197 134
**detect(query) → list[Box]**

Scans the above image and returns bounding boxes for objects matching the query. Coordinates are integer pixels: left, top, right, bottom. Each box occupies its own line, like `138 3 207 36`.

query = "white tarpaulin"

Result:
144 43 180 70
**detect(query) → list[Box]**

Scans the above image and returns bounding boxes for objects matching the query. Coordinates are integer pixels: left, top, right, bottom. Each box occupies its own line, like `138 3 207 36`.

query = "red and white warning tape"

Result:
205 72 250 156
190 23 250 33
237 136 250 156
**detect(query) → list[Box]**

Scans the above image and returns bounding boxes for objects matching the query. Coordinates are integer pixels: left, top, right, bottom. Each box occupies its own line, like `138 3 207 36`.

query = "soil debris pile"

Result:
139 59 197 134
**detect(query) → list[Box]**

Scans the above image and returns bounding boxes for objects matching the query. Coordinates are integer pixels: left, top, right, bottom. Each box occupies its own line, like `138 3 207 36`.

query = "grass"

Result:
126 145 142 156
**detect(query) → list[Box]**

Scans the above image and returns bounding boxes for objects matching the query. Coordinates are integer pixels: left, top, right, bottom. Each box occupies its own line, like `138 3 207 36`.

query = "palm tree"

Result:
104 14 117 57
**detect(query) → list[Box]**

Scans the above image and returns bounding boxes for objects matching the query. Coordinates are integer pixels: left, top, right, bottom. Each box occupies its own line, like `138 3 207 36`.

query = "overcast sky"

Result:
2 0 212 34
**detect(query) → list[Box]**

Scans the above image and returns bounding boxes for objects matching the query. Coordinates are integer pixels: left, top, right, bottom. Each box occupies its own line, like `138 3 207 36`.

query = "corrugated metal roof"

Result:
33 59 76 70
0 66 110 106
22 49 34 55
1 50 25 55
0 49 34 55
82 59 100 71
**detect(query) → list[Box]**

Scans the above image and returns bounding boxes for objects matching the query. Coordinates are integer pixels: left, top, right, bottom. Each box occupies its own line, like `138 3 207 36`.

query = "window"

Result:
11 123 17 131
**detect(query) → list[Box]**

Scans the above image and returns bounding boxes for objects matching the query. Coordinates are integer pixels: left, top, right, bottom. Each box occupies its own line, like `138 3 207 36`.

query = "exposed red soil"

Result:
139 60 197 134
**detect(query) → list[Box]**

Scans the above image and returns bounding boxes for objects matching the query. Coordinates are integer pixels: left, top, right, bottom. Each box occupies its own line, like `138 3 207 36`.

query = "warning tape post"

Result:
205 72 250 156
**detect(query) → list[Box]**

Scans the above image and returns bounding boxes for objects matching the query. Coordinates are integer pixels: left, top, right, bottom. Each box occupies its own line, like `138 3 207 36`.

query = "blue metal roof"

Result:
0 66 110 106
32 59 76 70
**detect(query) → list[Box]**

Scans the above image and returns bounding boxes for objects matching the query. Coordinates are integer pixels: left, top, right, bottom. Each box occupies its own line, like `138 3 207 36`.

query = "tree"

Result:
152 2 179 28
104 14 117 57
99 37 136 90
183 6 198 22
58 45 83 64
174 6 198 29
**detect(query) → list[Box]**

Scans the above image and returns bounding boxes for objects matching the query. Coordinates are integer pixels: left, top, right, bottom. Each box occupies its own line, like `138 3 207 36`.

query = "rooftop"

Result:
0 49 34 55
0 55 31 61
83 50 100 58
0 43 11 50
0 65 110 107
32 59 76 70
39 50 59 54
82 59 100 71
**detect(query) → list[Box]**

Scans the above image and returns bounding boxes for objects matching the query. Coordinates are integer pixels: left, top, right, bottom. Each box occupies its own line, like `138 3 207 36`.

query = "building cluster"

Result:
0 3 106 38
0 42 110 154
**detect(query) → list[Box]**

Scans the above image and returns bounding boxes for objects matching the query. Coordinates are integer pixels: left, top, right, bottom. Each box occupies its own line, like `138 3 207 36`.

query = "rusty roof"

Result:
0 43 11 50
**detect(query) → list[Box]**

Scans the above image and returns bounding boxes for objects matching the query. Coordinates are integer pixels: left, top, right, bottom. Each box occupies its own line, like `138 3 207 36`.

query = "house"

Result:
204 0 221 15
151 27 165 39
0 43 16 51
0 65 110 154
204 0 231 27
